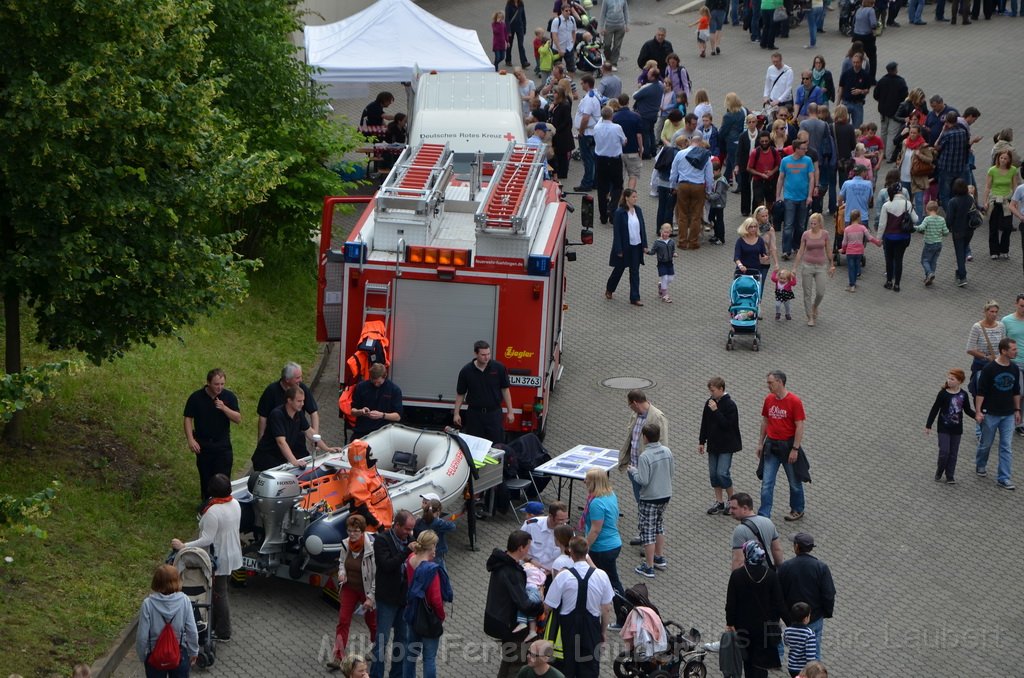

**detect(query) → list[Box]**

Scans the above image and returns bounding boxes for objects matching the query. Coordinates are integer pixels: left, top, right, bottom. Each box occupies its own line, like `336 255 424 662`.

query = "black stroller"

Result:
173 546 217 668
612 583 708 678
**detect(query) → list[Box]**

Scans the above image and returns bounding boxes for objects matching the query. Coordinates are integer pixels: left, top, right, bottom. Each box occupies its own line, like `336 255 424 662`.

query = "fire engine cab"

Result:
316 141 590 438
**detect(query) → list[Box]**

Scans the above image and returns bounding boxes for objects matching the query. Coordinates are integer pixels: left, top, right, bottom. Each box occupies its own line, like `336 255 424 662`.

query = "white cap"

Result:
420 492 441 502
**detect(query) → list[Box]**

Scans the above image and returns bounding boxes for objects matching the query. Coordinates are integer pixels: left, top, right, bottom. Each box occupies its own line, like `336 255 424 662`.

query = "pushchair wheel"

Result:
681 659 707 678
612 652 645 678
726 339 734 351
751 339 760 352
648 671 672 678
197 650 215 669
571 149 581 161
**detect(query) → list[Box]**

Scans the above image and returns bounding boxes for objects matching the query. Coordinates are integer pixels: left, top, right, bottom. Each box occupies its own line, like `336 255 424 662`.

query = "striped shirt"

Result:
783 625 817 674
915 215 949 244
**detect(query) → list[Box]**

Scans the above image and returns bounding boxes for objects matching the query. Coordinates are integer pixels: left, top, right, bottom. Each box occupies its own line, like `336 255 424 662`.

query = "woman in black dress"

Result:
549 87 574 180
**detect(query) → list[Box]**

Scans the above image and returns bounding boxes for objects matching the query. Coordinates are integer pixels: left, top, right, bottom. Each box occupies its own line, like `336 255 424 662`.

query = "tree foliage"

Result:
204 0 362 255
0 481 59 544
0 0 280 365
0 360 82 422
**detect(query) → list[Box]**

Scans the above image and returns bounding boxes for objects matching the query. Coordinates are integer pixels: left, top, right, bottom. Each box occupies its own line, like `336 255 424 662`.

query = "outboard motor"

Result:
252 471 301 553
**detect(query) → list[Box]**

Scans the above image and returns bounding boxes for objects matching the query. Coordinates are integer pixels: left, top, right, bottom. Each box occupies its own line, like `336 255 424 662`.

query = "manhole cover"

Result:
601 376 655 389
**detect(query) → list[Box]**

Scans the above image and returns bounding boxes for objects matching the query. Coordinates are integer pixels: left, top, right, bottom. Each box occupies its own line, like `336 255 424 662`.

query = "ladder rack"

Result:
375 143 454 227
474 143 546 235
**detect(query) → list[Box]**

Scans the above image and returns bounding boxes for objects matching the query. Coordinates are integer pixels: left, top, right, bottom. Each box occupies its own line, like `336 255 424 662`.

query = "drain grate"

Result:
601 377 655 390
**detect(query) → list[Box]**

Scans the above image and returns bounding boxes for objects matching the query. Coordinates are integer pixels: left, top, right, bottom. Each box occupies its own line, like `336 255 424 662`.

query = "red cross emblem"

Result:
504 131 517 142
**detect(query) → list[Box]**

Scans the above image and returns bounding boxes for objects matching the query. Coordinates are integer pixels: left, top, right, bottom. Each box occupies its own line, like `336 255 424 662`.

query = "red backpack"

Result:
146 612 181 670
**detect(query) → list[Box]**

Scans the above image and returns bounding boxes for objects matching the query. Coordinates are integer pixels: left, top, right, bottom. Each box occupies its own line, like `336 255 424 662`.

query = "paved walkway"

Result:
113 1 1024 675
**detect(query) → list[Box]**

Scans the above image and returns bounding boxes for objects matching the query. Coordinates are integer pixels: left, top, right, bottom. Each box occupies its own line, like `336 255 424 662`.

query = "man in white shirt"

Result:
763 52 794 109
551 5 578 73
543 537 614 677
593 106 627 224
520 501 569 572
574 74 602 192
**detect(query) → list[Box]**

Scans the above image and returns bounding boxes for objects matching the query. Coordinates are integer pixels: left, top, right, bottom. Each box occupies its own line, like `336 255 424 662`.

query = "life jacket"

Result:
346 439 394 529
338 320 391 427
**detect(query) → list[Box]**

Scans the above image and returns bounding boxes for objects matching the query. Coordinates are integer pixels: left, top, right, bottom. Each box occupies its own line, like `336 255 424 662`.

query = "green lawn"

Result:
0 252 320 677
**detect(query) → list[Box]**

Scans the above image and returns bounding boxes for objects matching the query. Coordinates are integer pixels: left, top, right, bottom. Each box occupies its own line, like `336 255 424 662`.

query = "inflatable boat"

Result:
233 424 474 580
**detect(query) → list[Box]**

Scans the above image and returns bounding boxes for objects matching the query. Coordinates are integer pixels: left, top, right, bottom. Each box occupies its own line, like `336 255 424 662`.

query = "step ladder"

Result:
375 143 454 226
362 281 392 326
475 143 546 235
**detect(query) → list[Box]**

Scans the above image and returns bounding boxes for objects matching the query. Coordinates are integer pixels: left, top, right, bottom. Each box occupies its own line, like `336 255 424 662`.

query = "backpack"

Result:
146 612 181 670
819 123 836 169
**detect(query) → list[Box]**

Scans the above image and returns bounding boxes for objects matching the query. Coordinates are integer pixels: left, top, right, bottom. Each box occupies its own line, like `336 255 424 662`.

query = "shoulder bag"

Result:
413 596 444 638
968 198 984 230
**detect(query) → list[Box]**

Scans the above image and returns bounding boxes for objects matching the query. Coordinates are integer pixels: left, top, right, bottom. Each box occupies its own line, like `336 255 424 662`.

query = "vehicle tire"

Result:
612 652 644 678
647 670 673 678
682 659 707 678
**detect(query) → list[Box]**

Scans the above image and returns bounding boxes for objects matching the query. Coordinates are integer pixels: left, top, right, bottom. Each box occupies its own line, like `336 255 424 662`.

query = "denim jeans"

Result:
845 102 864 130
976 413 1016 484
657 185 676 230
578 135 596 189
953 233 972 282
820 167 838 215
371 602 408 678
403 629 440 678
808 7 825 44
758 441 805 517
808 616 825 660
921 242 942 277
708 452 734 489
908 0 925 20
847 252 862 286
750 0 762 38
937 170 957 212
782 199 808 255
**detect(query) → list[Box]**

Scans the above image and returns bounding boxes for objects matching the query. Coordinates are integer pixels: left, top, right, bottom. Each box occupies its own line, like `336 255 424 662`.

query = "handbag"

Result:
910 152 933 177
968 199 984 230
773 7 788 22
412 597 444 638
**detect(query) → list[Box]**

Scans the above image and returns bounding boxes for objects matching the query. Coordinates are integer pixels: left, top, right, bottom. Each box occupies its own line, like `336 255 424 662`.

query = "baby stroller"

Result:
726 273 763 351
612 583 707 678
173 546 217 668
838 0 861 35
575 36 604 73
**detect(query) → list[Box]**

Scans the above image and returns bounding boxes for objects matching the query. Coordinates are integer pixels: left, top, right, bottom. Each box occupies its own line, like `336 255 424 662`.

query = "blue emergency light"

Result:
526 254 551 276
343 241 365 263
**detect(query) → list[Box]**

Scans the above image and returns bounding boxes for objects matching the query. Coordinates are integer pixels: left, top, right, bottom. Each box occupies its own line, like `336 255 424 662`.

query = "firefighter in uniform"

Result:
351 363 403 439
543 536 614 678
452 340 515 444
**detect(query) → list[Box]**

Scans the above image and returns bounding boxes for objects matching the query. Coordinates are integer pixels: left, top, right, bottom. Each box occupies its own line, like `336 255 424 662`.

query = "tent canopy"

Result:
305 0 493 84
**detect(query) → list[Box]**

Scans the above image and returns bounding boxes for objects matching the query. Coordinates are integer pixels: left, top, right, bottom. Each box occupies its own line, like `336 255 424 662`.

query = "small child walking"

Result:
915 200 949 286
689 7 711 57
925 368 975 483
532 27 546 76
783 602 818 678
707 159 729 245
771 268 797 320
491 12 510 72
649 223 677 302
839 208 881 291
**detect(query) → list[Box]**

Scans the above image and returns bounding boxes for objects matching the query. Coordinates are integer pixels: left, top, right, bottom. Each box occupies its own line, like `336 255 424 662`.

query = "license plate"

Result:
241 556 259 571
508 375 541 387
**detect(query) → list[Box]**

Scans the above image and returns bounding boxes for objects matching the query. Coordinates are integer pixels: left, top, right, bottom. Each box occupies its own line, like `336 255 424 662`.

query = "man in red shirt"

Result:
758 370 807 521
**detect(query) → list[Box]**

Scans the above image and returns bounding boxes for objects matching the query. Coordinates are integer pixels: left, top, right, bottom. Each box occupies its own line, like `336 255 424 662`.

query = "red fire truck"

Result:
316 142 591 438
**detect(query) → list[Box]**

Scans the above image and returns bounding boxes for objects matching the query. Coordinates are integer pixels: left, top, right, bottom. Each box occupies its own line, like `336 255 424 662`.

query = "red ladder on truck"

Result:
479 145 544 230
395 143 447 194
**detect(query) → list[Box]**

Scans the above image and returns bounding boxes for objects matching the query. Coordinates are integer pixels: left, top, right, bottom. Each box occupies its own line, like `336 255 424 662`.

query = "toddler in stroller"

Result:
575 31 604 74
612 583 707 678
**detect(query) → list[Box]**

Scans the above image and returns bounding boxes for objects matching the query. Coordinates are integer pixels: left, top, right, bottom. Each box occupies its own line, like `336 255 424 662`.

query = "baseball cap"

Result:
524 501 545 516
792 532 815 549
534 122 549 133
420 492 441 502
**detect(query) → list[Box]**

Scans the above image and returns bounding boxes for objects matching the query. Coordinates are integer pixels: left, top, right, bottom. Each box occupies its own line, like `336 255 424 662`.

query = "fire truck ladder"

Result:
362 281 392 326
375 143 454 228
474 143 546 235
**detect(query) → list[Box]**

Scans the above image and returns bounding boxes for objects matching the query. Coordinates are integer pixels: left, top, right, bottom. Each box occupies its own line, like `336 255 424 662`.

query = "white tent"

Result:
304 0 494 85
